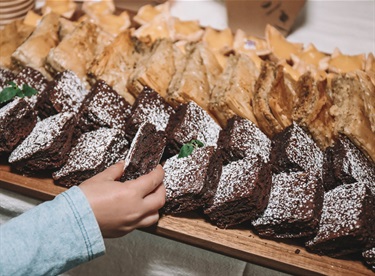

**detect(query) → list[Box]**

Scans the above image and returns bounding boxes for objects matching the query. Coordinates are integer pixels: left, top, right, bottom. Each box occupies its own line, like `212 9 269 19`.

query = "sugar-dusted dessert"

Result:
12 67 50 112
252 171 324 239
125 86 174 139
0 98 37 153
217 115 271 164
121 122 166 182
8 112 77 174
77 80 132 135
323 135 375 192
166 101 222 156
204 157 272 228
47 70 89 114
162 146 222 214
53 127 129 187
306 182 375 257
363 247 375 272
270 122 323 176
0 67 15 90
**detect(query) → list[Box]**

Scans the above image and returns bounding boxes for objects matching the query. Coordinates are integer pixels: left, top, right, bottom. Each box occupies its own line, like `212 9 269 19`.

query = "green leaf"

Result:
0 87 17 104
191 139 204 148
177 139 205 158
0 82 38 104
22 84 38 97
178 144 194 158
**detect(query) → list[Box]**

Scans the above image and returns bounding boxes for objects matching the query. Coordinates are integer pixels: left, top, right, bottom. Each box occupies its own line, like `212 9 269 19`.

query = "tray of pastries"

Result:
0 0 374 275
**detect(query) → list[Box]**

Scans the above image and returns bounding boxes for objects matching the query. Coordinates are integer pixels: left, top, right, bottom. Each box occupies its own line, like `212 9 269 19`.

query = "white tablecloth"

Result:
1 1 374 275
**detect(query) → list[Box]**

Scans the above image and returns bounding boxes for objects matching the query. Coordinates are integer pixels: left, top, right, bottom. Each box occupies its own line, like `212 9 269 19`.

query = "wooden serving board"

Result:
0 164 372 276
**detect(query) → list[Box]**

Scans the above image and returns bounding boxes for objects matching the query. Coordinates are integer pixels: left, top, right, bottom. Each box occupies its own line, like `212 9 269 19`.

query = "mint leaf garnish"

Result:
0 81 38 104
22 84 38 97
178 139 204 158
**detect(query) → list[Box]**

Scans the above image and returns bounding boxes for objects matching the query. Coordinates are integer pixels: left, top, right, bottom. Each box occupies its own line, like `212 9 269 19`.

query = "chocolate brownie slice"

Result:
323 135 375 193
8 112 77 174
363 247 375 272
121 122 166 181
125 86 174 140
204 157 272 228
0 67 15 90
252 171 324 239
162 146 222 214
166 101 222 156
53 127 129 187
76 79 132 136
306 182 375 257
218 115 271 164
0 98 37 154
47 70 89 114
270 122 323 176
12 67 50 114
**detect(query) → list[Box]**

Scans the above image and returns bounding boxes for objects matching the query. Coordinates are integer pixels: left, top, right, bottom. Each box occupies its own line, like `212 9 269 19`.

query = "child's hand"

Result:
79 161 166 238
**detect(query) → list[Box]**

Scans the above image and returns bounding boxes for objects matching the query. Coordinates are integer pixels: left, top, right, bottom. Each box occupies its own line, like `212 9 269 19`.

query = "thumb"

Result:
98 160 125 181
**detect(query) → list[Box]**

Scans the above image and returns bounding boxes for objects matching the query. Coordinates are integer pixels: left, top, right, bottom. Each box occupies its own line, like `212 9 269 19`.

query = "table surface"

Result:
0 163 373 275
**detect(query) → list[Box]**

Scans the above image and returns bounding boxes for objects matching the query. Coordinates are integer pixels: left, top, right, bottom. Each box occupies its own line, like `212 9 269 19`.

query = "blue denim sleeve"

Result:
0 186 105 276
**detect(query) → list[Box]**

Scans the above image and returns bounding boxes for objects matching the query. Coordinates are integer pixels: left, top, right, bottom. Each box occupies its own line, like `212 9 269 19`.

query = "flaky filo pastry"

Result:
253 62 296 137
0 19 34 69
45 19 113 82
329 73 375 163
209 53 259 127
166 42 222 112
292 72 336 149
11 13 60 79
88 30 151 104
127 38 175 99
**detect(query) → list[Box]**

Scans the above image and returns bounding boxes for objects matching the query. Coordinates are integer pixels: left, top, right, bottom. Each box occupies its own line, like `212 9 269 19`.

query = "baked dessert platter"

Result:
0 0 374 273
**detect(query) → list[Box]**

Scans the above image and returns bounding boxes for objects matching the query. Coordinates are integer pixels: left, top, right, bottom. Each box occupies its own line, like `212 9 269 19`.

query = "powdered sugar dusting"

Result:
163 147 214 200
174 101 221 146
0 98 28 120
131 90 174 132
87 84 131 128
212 157 258 205
9 112 75 162
340 137 375 192
308 183 366 244
53 128 128 178
253 171 319 226
230 117 271 162
53 71 89 112
287 122 323 174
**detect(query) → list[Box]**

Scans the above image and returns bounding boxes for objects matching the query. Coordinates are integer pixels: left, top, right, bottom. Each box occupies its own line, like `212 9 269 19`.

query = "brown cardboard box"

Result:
114 0 166 12
226 0 306 37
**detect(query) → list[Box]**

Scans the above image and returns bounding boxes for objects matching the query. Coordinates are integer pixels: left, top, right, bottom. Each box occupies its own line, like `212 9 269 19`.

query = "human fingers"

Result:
133 212 160 229
142 183 166 211
95 160 125 181
129 165 165 197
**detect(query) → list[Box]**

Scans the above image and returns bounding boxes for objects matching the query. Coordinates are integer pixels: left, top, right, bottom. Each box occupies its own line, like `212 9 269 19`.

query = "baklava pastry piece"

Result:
82 0 131 37
291 43 329 76
167 42 221 111
209 53 259 126
88 30 151 104
133 2 171 26
11 13 60 79
265 24 303 62
330 73 375 163
45 20 113 81
293 73 336 149
202 27 233 68
0 19 34 69
233 28 270 57
127 38 175 99
171 17 204 42
253 62 294 137
326 48 366 74
42 0 77 19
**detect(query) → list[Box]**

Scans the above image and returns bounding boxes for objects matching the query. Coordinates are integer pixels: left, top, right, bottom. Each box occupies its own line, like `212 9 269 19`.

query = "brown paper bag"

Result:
226 0 306 37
